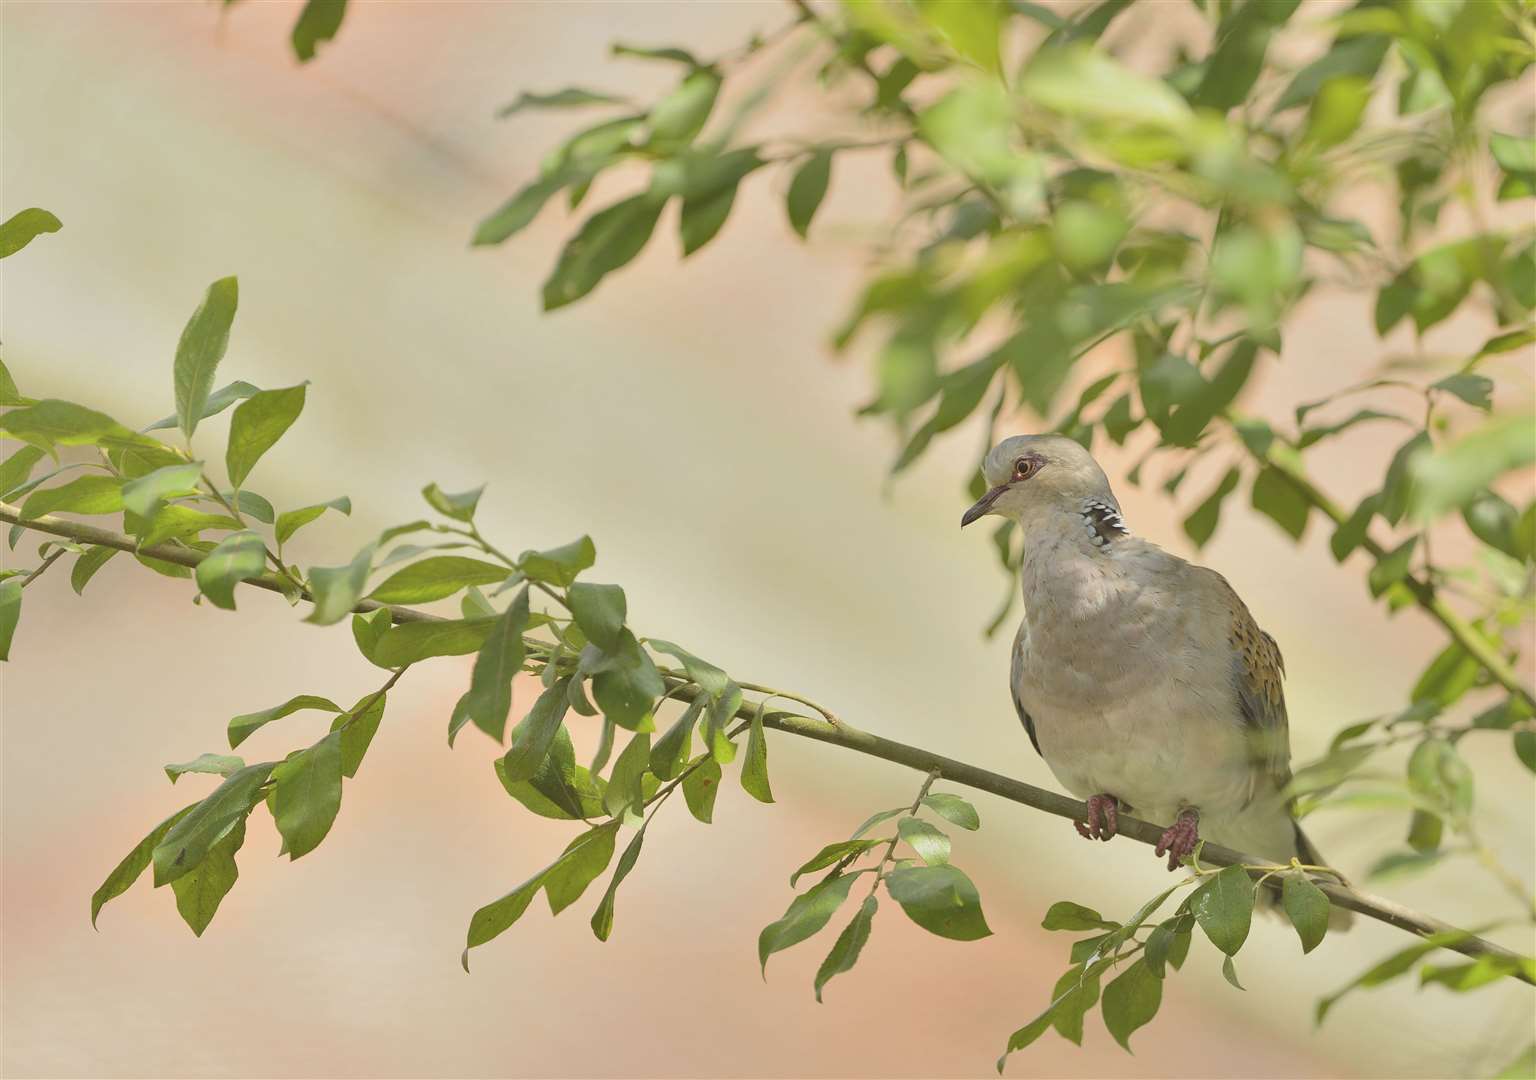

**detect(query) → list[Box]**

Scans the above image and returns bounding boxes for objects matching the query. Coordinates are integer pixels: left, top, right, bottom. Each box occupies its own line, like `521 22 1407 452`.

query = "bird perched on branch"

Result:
962 433 1330 876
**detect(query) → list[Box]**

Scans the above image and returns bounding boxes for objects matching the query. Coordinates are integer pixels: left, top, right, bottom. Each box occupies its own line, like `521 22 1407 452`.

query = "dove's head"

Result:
961 434 1118 529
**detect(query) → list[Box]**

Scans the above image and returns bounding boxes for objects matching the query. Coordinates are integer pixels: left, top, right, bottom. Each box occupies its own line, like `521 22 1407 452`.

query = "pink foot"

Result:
1154 808 1200 871
1073 794 1120 842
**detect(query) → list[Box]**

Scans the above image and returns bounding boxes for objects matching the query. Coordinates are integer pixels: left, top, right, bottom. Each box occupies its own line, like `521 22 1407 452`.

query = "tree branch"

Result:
2 500 1530 983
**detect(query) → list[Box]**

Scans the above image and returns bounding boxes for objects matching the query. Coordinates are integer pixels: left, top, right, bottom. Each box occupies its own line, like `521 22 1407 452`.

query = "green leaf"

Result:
371 617 494 668
1368 850 1445 882
144 380 260 432
1184 467 1241 548
1281 872 1330 954
759 873 859 975
1274 34 1388 111
851 807 909 839
421 482 483 522
1411 641 1481 709
271 731 343 860
1101 958 1162 1050
568 582 627 651
647 640 728 697
678 176 738 256
173 277 239 441
542 194 665 311
0 399 142 453
503 680 574 790
650 698 704 780
1432 373 1494 411
1190 864 1254 956
1048 965 1102 1045
789 839 882 887
1042 901 1117 932
814 895 878 1003
1410 415 1536 520
1421 955 1533 993
886 864 991 941
1220 954 1246 990
120 462 202 518
304 543 374 625
333 691 386 778
612 42 699 65
131 505 241 547
1251 466 1309 540
921 792 980 830
1020 44 1194 131
681 755 721 823
69 545 117 594
164 753 245 784
1491 132 1536 174
275 495 351 545
496 727 607 820
1462 491 1521 558
1304 75 1371 148
171 815 246 936
195 530 267 610
1515 731 1536 775
1407 736 1474 820
602 729 651 818
898 817 949 865
1367 536 1418 598
0 207 61 258
0 445 45 498
91 803 197 926
291 0 347 62
519 535 596 587
787 150 833 239
20 474 124 520
647 69 719 146
591 630 665 731
740 705 774 804
228 694 342 749
497 87 627 118
590 826 646 942
152 762 275 886
368 556 509 604
474 174 577 247
0 578 20 661
464 870 548 967
466 586 530 742
1315 930 1473 1023
225 384 306 488
543 821 620 916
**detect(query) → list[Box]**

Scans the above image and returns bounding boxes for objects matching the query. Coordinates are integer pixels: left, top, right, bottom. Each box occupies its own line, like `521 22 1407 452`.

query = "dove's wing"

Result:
1206 570 1292 798
1009 617 1042 758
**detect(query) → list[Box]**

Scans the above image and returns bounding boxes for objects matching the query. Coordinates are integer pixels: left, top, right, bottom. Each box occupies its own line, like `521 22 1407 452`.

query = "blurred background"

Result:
2 2 1532 1077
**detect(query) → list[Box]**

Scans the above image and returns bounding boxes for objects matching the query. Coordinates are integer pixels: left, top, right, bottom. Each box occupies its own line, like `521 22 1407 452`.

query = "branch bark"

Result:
2 500 1531 983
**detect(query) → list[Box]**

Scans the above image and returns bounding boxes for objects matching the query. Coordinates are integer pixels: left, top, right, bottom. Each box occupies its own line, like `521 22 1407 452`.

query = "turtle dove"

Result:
963 434 1332 876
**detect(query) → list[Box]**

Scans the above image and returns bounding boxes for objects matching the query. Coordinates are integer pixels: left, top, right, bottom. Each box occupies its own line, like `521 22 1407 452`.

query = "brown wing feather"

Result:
1214 574 1292 796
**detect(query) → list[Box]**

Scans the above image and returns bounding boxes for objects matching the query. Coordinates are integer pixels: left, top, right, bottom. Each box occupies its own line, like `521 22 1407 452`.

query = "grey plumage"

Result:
965 434 1337 886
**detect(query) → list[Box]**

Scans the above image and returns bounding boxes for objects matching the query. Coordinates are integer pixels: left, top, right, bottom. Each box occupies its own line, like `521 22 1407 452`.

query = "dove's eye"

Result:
1014 456 1040 480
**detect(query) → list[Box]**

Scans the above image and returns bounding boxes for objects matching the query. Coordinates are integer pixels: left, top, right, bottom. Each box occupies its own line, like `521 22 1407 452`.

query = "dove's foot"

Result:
1074 794 1120 842
1155 808 1200 871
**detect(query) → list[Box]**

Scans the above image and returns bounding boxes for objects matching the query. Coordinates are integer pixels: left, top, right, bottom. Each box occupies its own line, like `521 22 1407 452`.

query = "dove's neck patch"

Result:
1079 497 1129 547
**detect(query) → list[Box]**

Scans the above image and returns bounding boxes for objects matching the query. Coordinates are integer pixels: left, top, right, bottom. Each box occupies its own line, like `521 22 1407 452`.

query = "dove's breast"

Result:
1011 535 1256 823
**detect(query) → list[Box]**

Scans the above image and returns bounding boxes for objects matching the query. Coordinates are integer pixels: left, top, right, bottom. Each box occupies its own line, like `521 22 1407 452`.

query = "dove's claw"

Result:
1075 793 1120 842
1154 808 1200 871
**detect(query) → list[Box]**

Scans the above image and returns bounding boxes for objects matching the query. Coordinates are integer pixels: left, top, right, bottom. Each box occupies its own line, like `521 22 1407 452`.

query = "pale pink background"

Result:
2 2 1533 1078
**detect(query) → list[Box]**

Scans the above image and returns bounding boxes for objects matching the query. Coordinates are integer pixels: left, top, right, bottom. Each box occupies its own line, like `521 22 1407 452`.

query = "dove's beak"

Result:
961 484 1010 528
